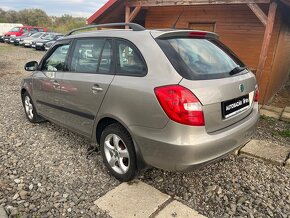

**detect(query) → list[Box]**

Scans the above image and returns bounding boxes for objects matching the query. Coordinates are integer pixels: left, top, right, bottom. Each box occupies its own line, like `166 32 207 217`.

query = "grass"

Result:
275 130 290 138
260 115 290 138
260 114 276 122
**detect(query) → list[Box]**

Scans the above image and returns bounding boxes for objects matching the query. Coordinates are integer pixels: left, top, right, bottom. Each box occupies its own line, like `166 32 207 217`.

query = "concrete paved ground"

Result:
281 106 290 122
240 140 290 166
94 181 206 218
155 200 206 218
260 105 290 122
260 105 284 120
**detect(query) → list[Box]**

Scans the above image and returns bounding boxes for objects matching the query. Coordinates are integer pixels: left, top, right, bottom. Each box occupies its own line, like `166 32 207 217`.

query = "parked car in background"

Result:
13 32 36 46
3 26 46 42
21 23 259 181
44 39 59 51
22 32 49 47
10 32 36 44
0 23 23 42
32 33 63 50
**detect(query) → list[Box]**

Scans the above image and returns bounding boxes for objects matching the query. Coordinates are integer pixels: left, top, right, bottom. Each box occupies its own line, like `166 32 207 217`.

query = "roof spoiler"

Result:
155 30 219 40
65 23 145 36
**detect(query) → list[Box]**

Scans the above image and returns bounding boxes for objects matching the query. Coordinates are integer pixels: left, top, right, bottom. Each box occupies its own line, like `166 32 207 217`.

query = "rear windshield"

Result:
157 38 246 80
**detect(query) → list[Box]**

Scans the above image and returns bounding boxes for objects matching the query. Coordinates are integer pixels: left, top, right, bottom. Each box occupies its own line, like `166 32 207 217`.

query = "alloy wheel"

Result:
103 134 130 175
24 95 34 119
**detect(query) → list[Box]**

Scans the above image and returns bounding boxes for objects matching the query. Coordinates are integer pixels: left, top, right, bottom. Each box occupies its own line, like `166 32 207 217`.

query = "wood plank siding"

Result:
145 4 281 102
127 0 271 7
267 12 290 101
88 0 290 103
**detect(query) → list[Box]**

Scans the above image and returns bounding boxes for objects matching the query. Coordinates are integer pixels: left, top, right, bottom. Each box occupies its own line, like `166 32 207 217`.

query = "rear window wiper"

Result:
229 66 247 76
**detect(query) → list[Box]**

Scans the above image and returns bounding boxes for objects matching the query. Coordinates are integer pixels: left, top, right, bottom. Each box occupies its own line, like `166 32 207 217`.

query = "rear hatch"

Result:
154 30 257 133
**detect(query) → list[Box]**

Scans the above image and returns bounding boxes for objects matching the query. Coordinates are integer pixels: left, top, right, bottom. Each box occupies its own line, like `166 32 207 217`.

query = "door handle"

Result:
91 85 103 92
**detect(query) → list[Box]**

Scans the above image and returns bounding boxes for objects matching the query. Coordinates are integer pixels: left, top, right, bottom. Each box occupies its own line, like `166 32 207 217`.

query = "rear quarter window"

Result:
116 39 147 77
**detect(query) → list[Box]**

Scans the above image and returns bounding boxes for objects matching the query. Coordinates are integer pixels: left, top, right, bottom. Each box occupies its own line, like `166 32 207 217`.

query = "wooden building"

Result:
87 0 290 104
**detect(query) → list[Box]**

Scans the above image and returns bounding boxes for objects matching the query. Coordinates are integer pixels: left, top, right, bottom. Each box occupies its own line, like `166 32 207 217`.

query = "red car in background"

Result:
3 26 47 42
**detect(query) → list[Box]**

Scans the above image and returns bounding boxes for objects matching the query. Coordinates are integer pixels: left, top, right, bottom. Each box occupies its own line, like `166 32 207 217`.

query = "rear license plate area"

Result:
222 94 250 119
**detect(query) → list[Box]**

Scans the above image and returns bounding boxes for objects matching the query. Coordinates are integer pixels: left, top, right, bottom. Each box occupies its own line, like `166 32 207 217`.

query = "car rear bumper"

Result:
24 43 31 47
131 103 259 171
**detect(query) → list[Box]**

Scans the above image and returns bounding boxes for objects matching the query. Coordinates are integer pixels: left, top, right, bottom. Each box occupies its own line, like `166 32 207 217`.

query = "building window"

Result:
189 22 216 32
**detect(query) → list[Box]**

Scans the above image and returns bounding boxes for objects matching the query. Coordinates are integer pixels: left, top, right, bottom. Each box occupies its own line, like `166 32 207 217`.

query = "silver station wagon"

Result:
21 23 259 181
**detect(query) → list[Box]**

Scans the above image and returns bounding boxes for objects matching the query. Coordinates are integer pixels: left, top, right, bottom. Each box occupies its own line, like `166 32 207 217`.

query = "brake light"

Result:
188 32 207 38
154 85 205 126
254 89 259 102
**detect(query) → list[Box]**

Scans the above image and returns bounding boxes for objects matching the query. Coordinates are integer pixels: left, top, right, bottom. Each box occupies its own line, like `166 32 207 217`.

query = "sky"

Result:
0 0 107 18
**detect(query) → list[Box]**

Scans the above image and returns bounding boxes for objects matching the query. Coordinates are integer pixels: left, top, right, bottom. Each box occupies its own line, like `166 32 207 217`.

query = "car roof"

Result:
61 28 218 41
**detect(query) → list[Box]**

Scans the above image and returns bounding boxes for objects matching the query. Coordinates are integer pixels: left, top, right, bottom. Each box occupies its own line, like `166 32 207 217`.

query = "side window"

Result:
69 38 113 74
116 39 147 76
22 28 28 33
42 44 70 71
30 28 38 32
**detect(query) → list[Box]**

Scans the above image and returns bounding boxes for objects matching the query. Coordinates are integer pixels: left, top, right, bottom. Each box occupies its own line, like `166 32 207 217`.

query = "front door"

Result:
57 38 115 137
33 43 71 121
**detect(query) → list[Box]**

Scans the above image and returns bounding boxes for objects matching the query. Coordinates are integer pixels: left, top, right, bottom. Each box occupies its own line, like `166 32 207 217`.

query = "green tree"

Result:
0 8 87 33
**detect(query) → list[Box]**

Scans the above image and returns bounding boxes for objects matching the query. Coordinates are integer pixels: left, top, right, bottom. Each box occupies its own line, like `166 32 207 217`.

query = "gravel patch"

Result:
0 44 119 217
253 116 290 147
142 155 290 218
1 43 290 218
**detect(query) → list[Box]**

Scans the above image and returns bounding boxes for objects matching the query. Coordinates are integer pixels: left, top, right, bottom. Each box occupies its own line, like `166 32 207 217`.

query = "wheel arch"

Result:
21 88 27 98
21 78 33 100
94 116 147 170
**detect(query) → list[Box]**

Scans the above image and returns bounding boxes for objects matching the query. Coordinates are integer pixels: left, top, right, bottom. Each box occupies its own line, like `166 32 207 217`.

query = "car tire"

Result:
100 123 137 182
22 92 44 123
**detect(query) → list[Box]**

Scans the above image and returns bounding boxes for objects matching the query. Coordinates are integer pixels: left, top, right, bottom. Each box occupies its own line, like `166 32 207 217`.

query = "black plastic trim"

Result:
36 100 95 120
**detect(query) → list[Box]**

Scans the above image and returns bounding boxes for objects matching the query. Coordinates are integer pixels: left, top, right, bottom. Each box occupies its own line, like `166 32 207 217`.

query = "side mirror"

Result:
24 61 38 71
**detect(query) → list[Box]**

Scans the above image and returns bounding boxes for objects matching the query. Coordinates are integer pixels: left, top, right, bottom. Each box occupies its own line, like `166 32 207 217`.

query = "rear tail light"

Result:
254 88 259 102
154 85 205 126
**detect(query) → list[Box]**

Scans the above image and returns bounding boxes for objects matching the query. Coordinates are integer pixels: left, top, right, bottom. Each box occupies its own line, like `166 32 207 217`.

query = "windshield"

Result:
32 32 43 38
157 38 246 80
10 27 21 32
56 35 63 40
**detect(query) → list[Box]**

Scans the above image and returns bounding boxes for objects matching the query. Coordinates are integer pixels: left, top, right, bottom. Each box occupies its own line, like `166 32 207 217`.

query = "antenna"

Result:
171 8 185 29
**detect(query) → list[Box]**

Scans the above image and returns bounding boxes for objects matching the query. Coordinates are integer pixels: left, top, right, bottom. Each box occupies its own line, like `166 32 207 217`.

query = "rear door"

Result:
157 34 257 132
57 37 115 136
